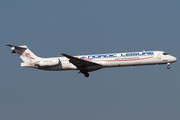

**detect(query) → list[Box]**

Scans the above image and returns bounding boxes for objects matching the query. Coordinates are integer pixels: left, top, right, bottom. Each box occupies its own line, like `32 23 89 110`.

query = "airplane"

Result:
5 44 177 77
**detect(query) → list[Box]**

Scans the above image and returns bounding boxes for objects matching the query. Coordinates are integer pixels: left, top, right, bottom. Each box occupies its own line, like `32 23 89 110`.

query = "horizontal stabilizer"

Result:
5 44 27 50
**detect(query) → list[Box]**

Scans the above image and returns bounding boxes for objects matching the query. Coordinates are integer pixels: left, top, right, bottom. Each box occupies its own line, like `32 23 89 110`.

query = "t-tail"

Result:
5 44 40 67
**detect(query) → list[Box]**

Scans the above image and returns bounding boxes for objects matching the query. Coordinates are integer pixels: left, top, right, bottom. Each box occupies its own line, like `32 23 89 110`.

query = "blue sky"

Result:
1 1 180 120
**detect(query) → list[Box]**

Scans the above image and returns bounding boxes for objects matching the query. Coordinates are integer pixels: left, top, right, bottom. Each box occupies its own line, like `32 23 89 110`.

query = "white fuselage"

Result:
6 44 177 77
30 51 177 71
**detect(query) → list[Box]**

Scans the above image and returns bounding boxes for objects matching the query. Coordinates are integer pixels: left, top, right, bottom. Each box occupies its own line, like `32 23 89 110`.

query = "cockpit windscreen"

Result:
163 52 169 55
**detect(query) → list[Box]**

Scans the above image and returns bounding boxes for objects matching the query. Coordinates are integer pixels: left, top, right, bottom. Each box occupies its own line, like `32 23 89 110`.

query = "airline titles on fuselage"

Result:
79 52 154 60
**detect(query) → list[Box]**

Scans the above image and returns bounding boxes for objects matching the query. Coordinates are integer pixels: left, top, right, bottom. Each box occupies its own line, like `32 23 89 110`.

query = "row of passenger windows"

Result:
60 54 154 61
61 60 69 61
90 54 153 59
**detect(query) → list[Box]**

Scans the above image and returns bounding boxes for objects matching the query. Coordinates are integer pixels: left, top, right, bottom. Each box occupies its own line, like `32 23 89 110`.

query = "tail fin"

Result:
5 44 40 62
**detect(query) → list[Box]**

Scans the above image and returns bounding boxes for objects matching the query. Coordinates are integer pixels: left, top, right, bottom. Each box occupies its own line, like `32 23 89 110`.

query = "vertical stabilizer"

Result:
5 44 40 62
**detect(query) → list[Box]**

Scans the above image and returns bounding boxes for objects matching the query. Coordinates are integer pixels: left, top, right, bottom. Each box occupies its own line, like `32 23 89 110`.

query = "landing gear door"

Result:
157 53 161 59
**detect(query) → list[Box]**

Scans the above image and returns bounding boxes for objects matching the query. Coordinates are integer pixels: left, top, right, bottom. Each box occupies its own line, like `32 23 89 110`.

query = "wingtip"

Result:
60 53 66 57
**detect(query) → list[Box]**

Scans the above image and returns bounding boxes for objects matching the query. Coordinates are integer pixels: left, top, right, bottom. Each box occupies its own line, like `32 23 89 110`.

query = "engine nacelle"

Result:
36 59 60 67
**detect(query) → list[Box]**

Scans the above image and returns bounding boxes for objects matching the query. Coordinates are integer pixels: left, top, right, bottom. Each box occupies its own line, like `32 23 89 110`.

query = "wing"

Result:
61 53 102 69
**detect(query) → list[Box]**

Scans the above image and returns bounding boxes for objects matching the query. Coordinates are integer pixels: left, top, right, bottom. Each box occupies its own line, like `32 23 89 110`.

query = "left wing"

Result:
61 53 102 69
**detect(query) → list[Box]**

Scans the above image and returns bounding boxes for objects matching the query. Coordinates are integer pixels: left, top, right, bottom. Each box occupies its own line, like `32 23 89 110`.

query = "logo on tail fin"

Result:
17 51 35 60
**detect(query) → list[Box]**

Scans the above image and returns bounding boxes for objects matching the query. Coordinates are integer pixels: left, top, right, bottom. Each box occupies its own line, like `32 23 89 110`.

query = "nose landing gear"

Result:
167 63 170 69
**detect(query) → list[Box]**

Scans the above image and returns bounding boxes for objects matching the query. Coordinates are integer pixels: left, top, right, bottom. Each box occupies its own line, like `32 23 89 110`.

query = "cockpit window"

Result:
163 52 169 55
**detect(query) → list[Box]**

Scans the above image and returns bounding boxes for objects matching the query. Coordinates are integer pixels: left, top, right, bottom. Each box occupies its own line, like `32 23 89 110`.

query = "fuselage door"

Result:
157 53 161 59
162 52 169 61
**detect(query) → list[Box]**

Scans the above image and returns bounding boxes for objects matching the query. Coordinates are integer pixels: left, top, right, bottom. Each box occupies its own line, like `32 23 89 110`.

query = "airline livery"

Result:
6 44 177 77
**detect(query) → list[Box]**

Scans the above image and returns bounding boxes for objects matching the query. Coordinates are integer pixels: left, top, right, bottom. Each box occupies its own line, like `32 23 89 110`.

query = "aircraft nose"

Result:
171 56 177 62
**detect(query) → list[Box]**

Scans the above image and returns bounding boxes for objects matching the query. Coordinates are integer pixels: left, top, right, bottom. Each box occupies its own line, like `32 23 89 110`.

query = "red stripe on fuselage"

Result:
91 56 153 62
